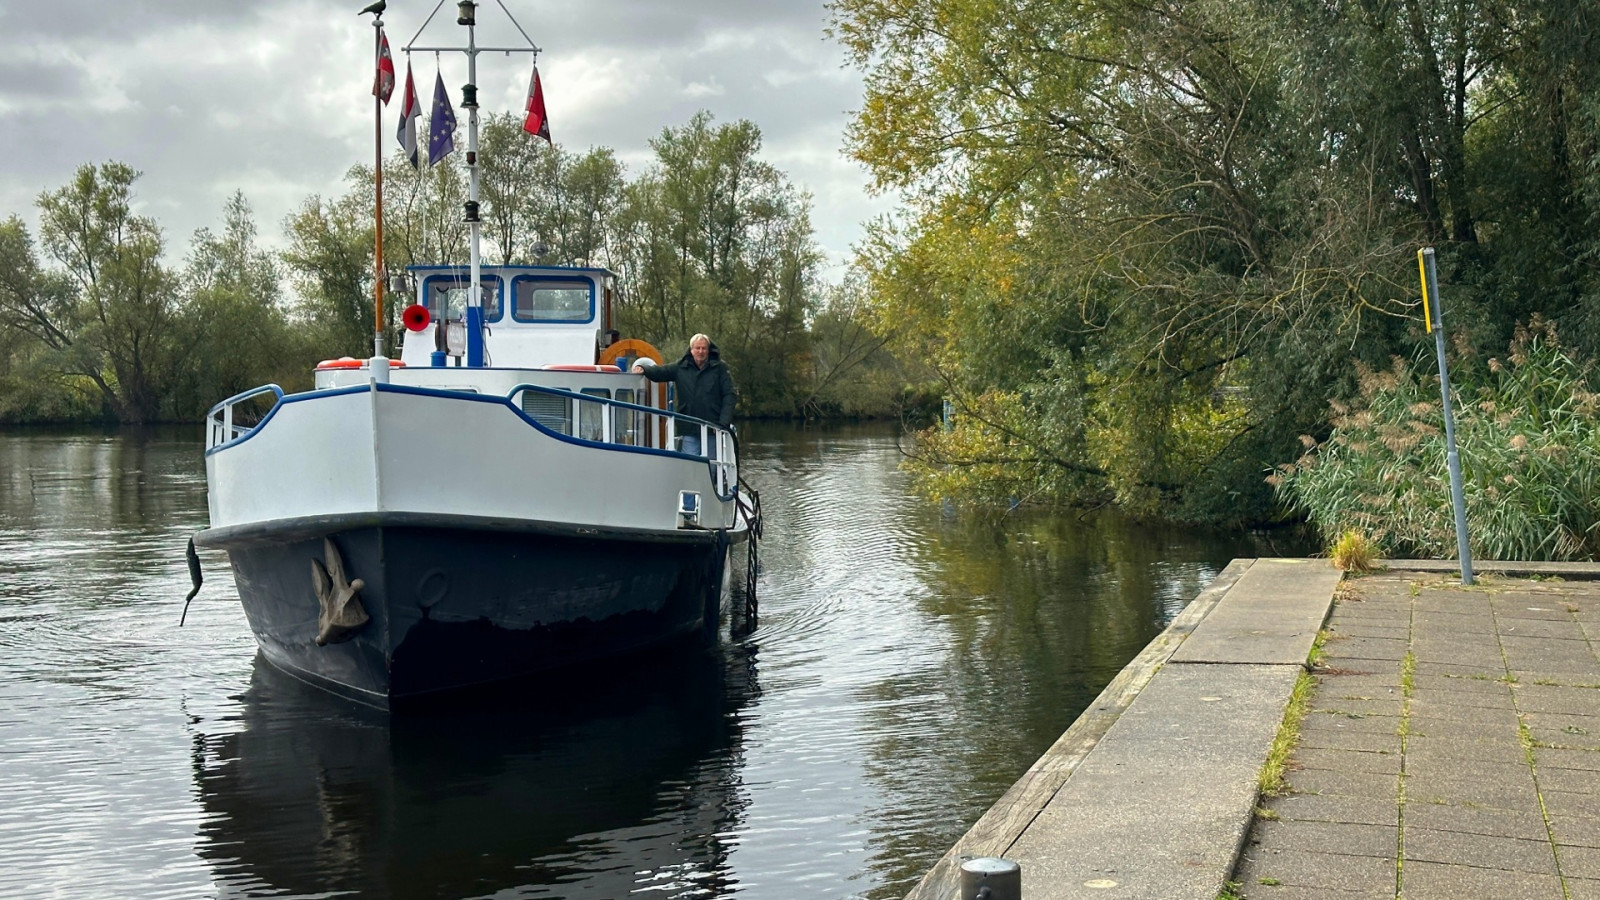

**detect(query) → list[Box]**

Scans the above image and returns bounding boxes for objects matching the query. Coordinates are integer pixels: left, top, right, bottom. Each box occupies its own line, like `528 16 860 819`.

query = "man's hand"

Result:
631 363 646 373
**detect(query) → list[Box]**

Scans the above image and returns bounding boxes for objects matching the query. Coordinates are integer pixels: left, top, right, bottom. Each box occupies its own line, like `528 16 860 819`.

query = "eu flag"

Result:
429 70 456 166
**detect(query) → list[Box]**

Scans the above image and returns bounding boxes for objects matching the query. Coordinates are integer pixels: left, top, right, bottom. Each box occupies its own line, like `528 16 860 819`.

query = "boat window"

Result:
512 279 593 322
427 276 502 322
613 388 640 446
578 388 609 442
521 390 569 435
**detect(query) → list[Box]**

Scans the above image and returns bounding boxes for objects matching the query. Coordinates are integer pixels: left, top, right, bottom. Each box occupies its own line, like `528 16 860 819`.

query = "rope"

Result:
733 477 762 637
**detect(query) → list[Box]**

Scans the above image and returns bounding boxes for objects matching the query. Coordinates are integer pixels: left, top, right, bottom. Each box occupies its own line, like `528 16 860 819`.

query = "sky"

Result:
0 0 894 281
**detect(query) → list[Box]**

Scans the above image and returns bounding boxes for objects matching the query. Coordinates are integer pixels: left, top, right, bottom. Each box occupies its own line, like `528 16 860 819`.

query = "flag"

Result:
396 62 419 168
373 26 395 103
428 69 456 166
522 64 550 143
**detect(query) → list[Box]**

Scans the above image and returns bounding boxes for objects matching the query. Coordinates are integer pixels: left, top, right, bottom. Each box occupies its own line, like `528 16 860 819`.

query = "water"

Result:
0 424 1306 899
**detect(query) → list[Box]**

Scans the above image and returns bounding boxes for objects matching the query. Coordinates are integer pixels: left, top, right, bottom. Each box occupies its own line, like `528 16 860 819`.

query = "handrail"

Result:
205 384 284 450
507 382 738 499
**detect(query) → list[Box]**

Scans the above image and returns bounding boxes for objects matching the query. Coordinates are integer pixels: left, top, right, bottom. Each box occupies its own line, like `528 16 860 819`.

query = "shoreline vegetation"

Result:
9 0 1600 552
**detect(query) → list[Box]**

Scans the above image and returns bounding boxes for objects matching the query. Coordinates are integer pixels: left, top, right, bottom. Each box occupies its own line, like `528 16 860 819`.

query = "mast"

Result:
405 0 541 368
371 10 387 360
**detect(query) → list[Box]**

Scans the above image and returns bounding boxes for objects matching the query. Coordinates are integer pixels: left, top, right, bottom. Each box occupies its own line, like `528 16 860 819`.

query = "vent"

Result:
521 391 570 434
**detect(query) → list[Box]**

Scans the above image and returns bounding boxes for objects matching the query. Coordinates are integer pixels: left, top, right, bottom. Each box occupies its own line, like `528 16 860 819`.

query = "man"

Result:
632 333 735 456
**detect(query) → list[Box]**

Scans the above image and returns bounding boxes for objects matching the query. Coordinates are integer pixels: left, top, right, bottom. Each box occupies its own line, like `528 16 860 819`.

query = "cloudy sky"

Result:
0 0 893 280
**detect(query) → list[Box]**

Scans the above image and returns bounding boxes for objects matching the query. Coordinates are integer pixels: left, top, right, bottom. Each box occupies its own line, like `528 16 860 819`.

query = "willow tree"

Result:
833 0 1599 522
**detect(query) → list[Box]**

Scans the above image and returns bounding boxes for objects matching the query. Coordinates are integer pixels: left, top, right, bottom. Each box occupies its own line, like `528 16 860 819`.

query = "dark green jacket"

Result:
640 343 736 427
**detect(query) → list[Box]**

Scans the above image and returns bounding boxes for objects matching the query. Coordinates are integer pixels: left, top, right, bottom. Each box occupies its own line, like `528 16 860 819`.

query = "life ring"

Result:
599 339 663 367
543 364 622 372
315 357 407 369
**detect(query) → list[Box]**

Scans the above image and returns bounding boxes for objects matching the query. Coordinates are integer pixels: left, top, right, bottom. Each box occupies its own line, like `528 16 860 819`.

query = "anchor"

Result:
311 537 370 645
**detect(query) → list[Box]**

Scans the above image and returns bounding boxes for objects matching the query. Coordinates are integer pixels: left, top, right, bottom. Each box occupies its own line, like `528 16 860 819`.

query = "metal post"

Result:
959 857 1021 900
1418 248 1474 585
463 6 484 367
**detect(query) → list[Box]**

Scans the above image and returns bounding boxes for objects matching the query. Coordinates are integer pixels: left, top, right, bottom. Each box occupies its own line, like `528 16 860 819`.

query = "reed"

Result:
1275 320 1600 562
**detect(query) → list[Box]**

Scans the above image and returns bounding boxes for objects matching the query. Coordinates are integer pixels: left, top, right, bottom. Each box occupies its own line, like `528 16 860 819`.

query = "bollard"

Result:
960 857 1020 900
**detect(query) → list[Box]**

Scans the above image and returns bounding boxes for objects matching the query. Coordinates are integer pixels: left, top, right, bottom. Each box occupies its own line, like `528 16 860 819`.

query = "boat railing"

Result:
205 384 284 450
508 383 738 497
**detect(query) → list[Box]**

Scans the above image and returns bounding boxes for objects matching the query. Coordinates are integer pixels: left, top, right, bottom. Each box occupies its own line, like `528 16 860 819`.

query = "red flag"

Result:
373 26 395 104
522 64 550 143
396 62 419 168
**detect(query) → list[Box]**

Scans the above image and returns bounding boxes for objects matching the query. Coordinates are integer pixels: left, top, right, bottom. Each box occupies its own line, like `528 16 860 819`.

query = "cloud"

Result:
0 0 889 279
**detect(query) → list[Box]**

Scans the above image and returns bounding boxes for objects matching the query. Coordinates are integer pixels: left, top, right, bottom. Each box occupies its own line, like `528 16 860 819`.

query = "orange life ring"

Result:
316 357 407 369
599 339 663 367
543 364 622 372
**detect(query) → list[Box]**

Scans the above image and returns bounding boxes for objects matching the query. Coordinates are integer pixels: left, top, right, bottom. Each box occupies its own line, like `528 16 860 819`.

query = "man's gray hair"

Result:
690 333 711 347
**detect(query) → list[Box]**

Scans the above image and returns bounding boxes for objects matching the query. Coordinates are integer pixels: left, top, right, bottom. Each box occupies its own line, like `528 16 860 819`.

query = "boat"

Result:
189 2 755 709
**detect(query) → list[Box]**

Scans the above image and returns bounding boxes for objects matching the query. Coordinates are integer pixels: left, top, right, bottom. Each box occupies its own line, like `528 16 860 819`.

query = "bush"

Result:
1275 320 1600 561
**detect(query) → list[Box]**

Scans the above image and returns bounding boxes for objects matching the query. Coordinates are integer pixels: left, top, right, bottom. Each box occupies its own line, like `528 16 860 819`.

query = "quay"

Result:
907 558 1600 900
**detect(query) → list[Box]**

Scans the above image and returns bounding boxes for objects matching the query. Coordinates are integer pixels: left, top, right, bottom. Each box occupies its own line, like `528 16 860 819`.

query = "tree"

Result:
35 162 178 423
613 112 823 414
831 0 1600 523
169 192 305 417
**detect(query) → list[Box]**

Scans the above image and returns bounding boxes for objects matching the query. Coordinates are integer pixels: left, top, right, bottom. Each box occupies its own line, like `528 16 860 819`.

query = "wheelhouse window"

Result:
513 278 593 322
425 276 502 322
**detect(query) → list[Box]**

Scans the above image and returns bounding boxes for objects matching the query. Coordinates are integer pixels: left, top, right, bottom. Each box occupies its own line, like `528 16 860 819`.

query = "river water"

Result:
0 424 1306 899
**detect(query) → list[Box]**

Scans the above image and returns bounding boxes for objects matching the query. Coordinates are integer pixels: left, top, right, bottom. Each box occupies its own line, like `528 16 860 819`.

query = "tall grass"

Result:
1274 320 1600 561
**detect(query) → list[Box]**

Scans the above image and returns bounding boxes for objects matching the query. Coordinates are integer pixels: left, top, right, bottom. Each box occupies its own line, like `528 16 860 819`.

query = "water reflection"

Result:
194 644 757 898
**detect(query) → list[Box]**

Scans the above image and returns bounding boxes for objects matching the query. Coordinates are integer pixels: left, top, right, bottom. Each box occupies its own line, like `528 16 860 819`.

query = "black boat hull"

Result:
199 516 730 708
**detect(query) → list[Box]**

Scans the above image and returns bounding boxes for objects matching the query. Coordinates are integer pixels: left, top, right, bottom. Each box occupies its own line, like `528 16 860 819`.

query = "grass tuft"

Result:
1260 670 1317 796
1330 529 1379 573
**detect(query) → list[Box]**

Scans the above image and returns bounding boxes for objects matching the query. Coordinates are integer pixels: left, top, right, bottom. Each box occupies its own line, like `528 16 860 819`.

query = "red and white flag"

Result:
373 26 395 103
396 62 419 168
522 64 550 143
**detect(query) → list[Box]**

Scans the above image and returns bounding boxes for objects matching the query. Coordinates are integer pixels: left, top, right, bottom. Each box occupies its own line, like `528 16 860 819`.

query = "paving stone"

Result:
1297 723 1403 754
1407 700 1520 726
1410 673 1515 698
1543 789 1600 821
1523 711 1600 751
1534 746 1600 772
1403 771 1541 811
1414 612 1499 635
1560 844 1600 880
1405 716 1524 745
1516 683 1600 717
1548 812 1600 849
1401 801 1550 842
1326 621 1411 641
1403 755 1532 784
1266 791 1399 827
1248 818 1398 858
1294 747 1401 776
1401 827 1559 874
1567 876 1600 900
1412 659 1511 679
1403 732 1530 765
1499 617 1592 639
1231 883 1391 900
1327 636 1412 662
1304 709 1404 735
1318 673 1404 694
1286 767 1400 801
1312 697 1405 718
1398 859 1564 899
1233 846 1397 894
1494 601 1583 622
1537 762 1600 793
